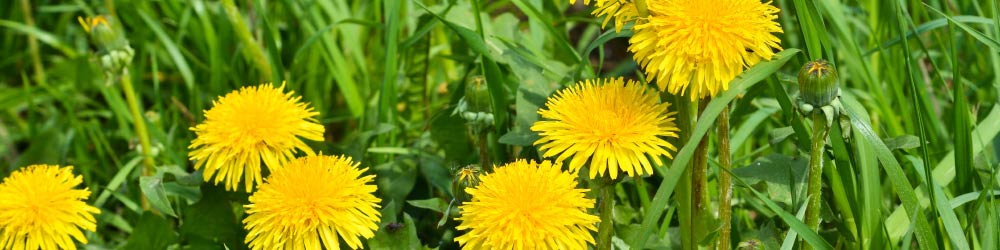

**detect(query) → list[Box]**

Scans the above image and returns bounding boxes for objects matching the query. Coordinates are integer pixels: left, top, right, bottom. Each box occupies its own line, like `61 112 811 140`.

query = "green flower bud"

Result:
797 59 839 106
79 16 129 51
464 76 493 113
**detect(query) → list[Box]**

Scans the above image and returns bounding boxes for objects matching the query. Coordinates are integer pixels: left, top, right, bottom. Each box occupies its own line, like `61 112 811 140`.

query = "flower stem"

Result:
19 0 46 86
475 128 491 171
597 176 616 250
222 0 272 80
120 68 155 210
690 101 710 249
803 111 828 249
717 104 733 250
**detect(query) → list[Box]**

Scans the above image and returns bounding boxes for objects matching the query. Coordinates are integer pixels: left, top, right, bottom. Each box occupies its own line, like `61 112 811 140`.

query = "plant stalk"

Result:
690 101 710 249
120 68 155 210
222 0 272 80
718 104 733 250
597 176 616 250
19 0 46 85
476 128 490 171
803 111 828 249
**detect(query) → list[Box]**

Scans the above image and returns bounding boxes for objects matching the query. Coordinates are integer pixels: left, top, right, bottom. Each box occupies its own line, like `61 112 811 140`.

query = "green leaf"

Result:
140 173 177 217
498 128 540 146
924 4 1000 51
841 92 938 249
733 154 809 205
882 135 922 150
407 198 449 214
630 49 800 248
730 170 835 250
368 213 420 249
180 184 244 250
125 212 178 250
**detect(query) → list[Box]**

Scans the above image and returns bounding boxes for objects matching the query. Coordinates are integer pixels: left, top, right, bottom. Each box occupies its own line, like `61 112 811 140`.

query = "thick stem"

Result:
676 94 695 250
803 112 828 249
718 105 733 250
476 128 490 171
690 101 710 249
120 69 155 210
597 176 616 250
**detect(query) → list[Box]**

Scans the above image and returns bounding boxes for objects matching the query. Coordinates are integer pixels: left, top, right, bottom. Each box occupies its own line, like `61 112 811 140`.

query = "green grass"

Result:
1 0 999 249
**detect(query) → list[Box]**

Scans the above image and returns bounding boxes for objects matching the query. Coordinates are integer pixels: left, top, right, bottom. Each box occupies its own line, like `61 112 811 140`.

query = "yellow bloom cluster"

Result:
187 82 382 248
0 165 100 250
532 78 679 179
455 160 600 249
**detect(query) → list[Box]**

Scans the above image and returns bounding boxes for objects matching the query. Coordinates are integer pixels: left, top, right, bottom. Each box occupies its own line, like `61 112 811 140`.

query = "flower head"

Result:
0 165 100 250
243 155 381 250
572 0 639 32
189 83 324 192
455 160 599 249
531 78 679 179
629 0 783 100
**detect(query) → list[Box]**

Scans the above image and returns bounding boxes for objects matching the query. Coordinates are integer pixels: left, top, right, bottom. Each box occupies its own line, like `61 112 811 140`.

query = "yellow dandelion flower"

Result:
572 0 639 32
629 0 783 100
188 82 324 192
243 155 381 250
455 160 599 249
0 165 100 250
531 78 679 179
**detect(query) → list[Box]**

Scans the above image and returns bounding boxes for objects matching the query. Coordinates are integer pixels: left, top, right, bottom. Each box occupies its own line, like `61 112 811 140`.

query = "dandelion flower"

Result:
629 0 783 100
531 78 679 179
189 83 324 192
77 16 109 33
243 155 381 250
0 165 100 250
572 0 639 32
455 160 599 249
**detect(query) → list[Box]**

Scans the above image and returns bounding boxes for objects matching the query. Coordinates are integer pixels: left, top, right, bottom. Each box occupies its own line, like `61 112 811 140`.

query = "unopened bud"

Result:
464 76 493 113
798 59 839 106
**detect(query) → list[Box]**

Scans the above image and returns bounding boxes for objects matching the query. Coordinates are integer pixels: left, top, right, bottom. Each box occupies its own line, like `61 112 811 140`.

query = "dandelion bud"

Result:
464 76 493 113
798 59 839 106
78 16 128 51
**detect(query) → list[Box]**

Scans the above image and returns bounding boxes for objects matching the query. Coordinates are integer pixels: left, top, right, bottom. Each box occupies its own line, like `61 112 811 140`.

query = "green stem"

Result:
19 0 45 86
475 128 491 171
120 69 155 210
597 176 616 250
690 101 710 249
718 105 733 250
222 0 272 80
823 158 858 242
675 94 693 250
803 111 828 249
